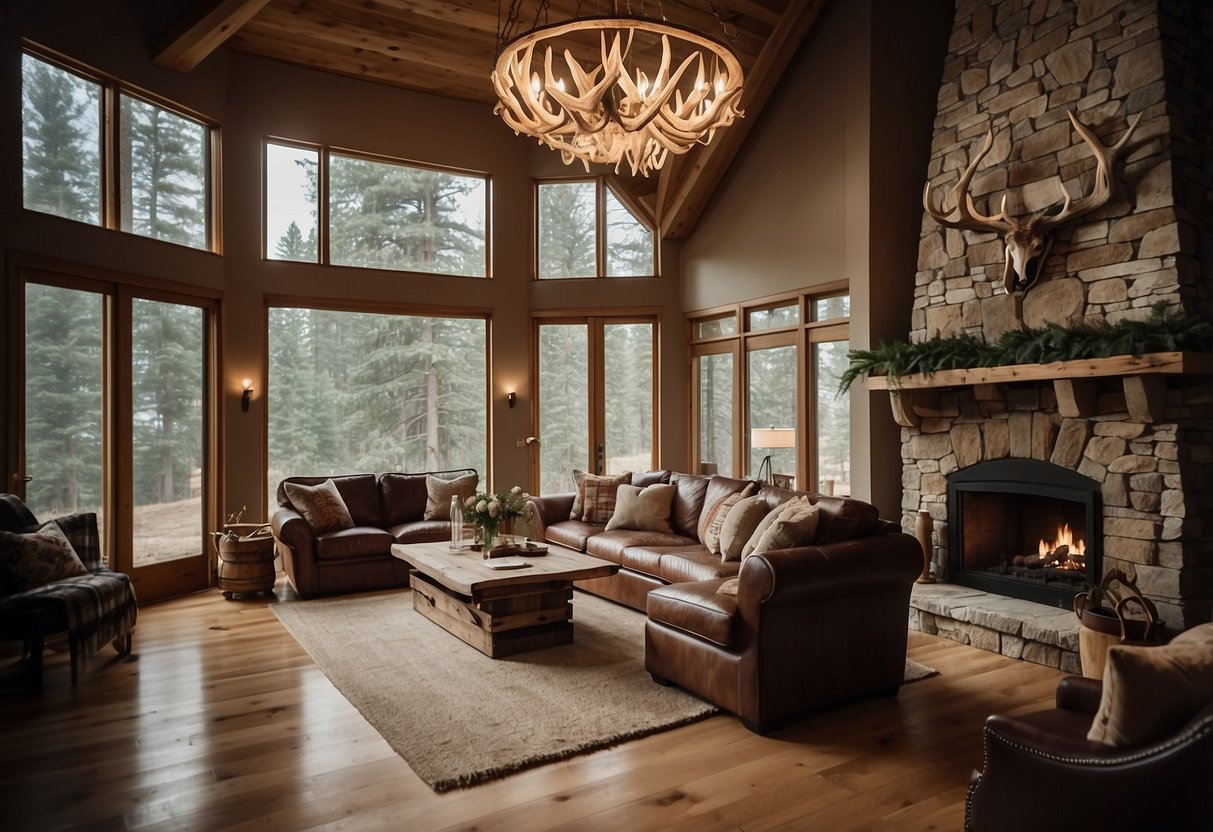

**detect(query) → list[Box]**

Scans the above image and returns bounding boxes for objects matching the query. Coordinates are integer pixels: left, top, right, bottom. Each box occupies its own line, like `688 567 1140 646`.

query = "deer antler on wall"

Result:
923 110 1141 295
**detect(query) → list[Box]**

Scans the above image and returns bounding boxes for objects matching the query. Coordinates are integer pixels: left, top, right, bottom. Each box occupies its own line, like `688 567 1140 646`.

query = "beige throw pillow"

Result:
718 495 768 562
741 496 808 559
750 502 819 556
1087 640 1213 746
716 577 740 596
423 472 479 520
605 484 676 532
0 523 89 591
285 478 356 534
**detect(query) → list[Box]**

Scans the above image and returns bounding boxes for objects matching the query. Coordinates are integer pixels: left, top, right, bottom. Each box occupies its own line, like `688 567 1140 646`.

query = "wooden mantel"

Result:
866 351 1213 427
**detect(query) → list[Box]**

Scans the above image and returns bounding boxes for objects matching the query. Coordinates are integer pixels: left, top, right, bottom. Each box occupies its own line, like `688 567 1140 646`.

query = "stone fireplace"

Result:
889 0 1213 667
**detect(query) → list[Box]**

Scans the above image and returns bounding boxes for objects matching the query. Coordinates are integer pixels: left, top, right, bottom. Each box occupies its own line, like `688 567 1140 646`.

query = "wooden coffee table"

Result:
390 541 619 658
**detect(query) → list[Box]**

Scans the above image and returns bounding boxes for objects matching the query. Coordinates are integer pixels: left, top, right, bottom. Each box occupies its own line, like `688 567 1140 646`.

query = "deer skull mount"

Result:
923 110 1141 295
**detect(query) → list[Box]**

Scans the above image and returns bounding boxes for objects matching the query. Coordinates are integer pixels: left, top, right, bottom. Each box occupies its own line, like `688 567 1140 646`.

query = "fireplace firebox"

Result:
947 459 1101 609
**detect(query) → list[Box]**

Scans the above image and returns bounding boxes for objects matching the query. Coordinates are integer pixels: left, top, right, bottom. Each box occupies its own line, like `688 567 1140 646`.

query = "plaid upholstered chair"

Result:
0 494 137 688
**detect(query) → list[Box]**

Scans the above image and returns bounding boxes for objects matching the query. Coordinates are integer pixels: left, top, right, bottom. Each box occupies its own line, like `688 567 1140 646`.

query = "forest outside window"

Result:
20 46 217 251
266 305 489 506
264 141 489 277
537 179 655 279
688 286 851 494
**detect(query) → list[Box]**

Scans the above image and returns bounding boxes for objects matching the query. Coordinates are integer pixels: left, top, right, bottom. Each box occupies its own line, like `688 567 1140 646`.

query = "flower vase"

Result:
481 525 497 558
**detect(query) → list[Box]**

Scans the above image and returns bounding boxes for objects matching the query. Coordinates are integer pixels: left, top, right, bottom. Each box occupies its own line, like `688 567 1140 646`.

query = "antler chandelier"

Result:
491 4 745 177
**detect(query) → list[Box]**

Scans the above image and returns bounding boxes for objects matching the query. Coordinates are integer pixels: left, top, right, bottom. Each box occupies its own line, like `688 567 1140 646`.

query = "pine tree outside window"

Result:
536 179 655 279
266 306 489 507
21 52 101 225
265 142 319 263
263 141 489 277
119 95 209 250
688 287 851 493
20 45 218 251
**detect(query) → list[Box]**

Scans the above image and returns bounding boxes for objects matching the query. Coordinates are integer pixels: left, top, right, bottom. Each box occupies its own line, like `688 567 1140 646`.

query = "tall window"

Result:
119 95 209 249
20 48 217 251
21 53 101 224
267 306 489 503
16 263 218 602
535 316 657 494
537 179 654 278
264 141 489 277
689 287 850 494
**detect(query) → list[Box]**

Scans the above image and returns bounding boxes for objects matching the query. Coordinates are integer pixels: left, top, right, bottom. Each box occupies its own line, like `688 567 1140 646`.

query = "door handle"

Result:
595 442 605 475
525 436 539 445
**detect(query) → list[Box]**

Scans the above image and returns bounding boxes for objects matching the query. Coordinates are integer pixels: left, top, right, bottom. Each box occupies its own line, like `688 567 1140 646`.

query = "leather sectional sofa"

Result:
271 469 475 599
527 471 923 732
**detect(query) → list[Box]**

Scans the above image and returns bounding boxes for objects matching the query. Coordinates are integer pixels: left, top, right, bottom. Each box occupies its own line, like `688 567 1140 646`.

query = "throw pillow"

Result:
423 472 479 520
717 577 740 596
0 523 89 592
605 483 677 532
750 502 820 556
741 496 808 559
718 495 769 562
284 478 356 534
1171 621 1213 647
701 484 758 555
1087 640 1213 746
580 472 632 524
698 482 752 548
569 469 588 520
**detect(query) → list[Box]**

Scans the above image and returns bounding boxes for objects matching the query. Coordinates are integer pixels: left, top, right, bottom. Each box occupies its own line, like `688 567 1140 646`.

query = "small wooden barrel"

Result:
214 531 276 598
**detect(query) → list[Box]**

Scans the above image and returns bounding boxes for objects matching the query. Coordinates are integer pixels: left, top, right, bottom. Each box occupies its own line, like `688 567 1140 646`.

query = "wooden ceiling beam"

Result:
225 29 493 102
154 0 274 71
656 0 827 241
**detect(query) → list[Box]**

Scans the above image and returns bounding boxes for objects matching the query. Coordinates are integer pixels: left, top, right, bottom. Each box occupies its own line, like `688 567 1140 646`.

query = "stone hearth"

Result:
910 584 1081 672
896 0 1213 655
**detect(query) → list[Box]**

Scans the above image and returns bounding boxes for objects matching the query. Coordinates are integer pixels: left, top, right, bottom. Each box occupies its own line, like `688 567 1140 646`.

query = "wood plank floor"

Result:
0 580 1066 831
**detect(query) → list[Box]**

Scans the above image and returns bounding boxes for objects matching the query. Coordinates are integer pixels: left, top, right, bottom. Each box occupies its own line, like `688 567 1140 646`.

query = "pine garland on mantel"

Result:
839 304 1212 393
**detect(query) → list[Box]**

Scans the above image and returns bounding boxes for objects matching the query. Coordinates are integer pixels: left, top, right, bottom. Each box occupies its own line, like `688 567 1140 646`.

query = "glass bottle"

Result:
450 495 462 551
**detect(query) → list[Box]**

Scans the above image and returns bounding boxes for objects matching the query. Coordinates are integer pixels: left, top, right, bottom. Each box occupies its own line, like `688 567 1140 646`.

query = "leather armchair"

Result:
965 676 1213 831
645 529 922 733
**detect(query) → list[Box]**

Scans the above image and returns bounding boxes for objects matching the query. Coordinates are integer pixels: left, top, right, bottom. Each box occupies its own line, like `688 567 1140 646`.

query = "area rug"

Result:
272 591 937 791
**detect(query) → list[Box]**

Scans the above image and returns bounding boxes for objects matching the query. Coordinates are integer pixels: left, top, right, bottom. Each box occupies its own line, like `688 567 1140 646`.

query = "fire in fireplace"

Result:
947 459 1102 608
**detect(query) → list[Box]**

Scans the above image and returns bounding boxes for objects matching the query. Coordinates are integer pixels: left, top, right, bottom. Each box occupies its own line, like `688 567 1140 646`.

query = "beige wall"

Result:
1 0 687 525
679 0 950 518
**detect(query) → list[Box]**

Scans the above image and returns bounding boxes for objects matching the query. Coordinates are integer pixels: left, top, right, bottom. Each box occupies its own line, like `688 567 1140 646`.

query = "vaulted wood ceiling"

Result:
154 0 826 239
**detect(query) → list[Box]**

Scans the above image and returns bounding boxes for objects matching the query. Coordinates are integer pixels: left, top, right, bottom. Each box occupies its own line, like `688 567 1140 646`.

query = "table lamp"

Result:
751 427 795 484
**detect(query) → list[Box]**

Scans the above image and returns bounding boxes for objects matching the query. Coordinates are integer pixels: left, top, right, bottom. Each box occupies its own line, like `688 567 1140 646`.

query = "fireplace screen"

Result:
948 459 1101 608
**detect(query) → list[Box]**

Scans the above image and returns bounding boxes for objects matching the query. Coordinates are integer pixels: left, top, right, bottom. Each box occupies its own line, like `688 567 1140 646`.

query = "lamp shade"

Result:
751 428 795 449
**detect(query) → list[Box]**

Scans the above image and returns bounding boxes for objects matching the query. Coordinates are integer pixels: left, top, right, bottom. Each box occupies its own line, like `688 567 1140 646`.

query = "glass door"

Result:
21 281 108 561
127 296 209 595
12 267 216 601
535 317 657 494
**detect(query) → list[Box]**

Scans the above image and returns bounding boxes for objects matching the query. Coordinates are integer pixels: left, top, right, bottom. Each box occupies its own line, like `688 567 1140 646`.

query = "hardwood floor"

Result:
0 580 1065 831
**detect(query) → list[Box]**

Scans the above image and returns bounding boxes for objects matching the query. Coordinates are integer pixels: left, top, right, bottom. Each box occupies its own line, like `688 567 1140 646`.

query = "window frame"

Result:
687 281 850 492
533 177 658 280
530 308 662 495
7 251 222 601
261 295 495 516
262 138 493 279
21 42 221 254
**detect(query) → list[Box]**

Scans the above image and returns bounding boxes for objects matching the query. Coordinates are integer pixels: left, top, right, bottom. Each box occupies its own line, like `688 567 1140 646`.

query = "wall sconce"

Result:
241 379 253 412
507 391 517 409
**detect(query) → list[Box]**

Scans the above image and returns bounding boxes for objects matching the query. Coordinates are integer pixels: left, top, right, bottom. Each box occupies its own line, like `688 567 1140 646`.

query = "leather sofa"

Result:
271 469 474 599
526 471 923 732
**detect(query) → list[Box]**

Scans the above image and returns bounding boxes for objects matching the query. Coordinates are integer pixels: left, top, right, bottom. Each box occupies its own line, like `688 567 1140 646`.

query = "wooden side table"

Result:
213 523 277 599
